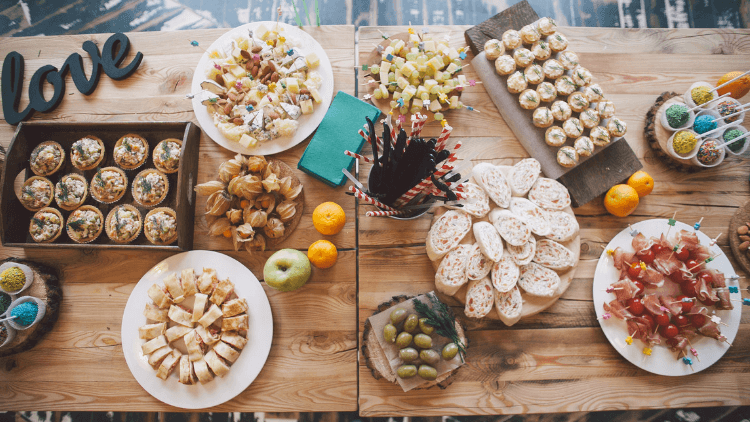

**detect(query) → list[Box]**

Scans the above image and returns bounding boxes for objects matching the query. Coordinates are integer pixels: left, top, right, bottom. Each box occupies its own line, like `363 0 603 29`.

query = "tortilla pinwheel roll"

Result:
489 209 531 246
464 276 494 319
473 222 504 262
143 303 169 322
195 324 220 347
533 239 574 271
528 178 571 211
198 268 218 294
518 262 561 297
425 210 472 261
472 163 511 208
156 350 182 380
180 268 198 297
165 325 192 342
198 304 223 327
222 314 249 332
491 255 520 292
148 345 173 367
139 322 166 340
508 158 541 197
168 305 194 328
447 183 490 218
221 331 248 350
434 244 472 296
466 243 493 280
184 329 204 362
142 335 168 355
213 341 241 363
205 350 230 377
509 198 551 236
178 355 197 385
192 293 209 322
210 279 235 306
147 284 173 309
506 235 536 266
495 286 523 326
222 298 248 317
163 272 185 303
545 210 579 242
193 358 214 383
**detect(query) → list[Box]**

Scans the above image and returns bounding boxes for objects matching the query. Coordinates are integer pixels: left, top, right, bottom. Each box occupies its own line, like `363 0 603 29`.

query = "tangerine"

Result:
312 202 346 235
716 71 750 99
308 240 338 269
604 184 639 217
627 170 654 197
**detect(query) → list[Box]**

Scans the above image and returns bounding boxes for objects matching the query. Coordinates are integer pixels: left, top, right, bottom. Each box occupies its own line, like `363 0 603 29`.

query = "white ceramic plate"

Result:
190 21 334 156
593 219 741 376
121 250 273 409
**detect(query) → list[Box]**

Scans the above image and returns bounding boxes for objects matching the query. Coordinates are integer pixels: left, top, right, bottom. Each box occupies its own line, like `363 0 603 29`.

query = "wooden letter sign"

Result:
2 32 143 125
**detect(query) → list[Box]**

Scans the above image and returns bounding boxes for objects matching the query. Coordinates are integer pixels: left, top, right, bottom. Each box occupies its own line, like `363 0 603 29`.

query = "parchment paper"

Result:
367 292 464 392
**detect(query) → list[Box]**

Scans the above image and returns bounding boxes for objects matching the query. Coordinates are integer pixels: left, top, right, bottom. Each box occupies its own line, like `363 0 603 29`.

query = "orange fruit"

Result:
716 71 750 99
308 240 338 269
312 202 346 235
604 184 640 217
627 170 654 197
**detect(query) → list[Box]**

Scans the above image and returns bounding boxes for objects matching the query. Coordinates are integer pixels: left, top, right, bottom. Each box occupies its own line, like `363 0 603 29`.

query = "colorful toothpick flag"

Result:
728 286 739 293
693 217 704 231
628 224 639 237
666 212 677 237
362 64 368 71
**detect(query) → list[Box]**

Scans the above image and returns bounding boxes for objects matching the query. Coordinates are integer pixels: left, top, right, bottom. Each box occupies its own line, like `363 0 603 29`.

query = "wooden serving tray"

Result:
0 122 200 250
728 200 750 276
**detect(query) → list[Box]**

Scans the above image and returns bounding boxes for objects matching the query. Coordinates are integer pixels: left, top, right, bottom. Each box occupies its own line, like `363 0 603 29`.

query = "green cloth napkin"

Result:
298 91 381 187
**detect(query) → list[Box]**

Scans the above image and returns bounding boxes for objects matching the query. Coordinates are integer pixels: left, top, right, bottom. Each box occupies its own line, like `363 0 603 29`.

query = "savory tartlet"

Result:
29 141 65 176
29 207 64 243
70 136 106 171
66 205 104 244
19 176 54 211
105 205 142 244
153 138 182 174
132 169 169 207
54 174 88 211
144 207 178 245
90 167 128 204
114 134 149 170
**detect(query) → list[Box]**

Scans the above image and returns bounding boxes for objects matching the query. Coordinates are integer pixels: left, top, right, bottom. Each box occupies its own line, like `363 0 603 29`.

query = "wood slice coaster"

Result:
0 258 62 357
362 295 468 390
728 200 750 275
265 158 304 248
644 91 702 172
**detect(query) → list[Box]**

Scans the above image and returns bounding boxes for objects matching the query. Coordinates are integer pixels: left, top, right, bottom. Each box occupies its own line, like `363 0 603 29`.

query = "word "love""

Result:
1 32 144 125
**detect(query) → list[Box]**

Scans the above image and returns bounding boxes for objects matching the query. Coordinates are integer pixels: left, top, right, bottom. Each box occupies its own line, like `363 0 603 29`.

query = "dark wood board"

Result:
0 121 200 251
463 1 539 56
0 258 61 357
729 201 750 276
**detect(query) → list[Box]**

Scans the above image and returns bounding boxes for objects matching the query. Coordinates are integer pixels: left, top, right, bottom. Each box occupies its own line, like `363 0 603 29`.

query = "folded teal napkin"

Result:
298 91 381 187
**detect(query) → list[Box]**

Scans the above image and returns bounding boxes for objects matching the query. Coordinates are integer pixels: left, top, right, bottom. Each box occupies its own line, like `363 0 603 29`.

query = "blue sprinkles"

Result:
10 302 38 326
693 115 717 134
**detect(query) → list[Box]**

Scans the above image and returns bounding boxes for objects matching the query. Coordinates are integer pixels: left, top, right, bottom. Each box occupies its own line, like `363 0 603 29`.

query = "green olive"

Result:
383 324 397 343
397 364 417 379
396 332 413 348
419 349 440 366
390 308 408 325
413 333 433 349
442 342 459 360
418 364 437 380
419 318 434 335
399 347 419 362
403 314 419 333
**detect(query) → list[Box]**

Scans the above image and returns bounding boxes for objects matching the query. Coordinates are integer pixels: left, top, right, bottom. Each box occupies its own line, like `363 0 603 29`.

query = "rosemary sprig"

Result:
22 186 34 198
115 209 124 232
140 177 152 194
413 294 466 363
31 217 44 228
524 94 538 104
67 218 85 231
74 143 86 159
563 149 576 160
95 168 105 188
59 180 70 202
123 139 132 152
615 120 624 132
160 144 171 163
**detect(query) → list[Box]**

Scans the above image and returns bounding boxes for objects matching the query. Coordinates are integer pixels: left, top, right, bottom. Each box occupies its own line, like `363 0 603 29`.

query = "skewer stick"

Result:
668 243 681 261
720 131 750 149
686 92 730 112
709 232 722 246
686 339 701 362
665 212 677 238
605 287 624 293
711 108 745 123
628 224 639 237
0 315 16 323
693 217 704 231
711 70 750 92
695 125 726 140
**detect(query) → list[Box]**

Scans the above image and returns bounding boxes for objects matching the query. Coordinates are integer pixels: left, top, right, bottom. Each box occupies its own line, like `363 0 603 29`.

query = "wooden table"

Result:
357 26 750 416
0 26 358 412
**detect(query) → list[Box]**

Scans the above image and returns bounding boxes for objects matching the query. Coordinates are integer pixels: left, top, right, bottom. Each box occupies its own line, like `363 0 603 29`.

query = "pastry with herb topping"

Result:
29 207 63 243
153 138 182 174
90 167 128 204
19 176 54 211
66 205 104 243
29 141 65 176
132 169 169 207
144 207 178 245
70 136 105 171
114 134 149 170
106 205 142 244
54 174 88 211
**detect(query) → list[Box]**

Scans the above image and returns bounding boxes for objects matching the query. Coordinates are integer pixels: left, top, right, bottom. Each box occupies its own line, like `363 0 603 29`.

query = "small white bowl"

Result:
711 97 745 126
667 129 700 160
684 81 716 109
719 125 749 156
660 102 695 131
0 262 34 296
6 296 46 331
0 321 16 349
691 138 725 168
693 109 726 135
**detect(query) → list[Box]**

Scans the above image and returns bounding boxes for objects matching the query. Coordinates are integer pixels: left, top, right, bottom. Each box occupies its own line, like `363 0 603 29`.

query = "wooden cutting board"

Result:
728 200 750 275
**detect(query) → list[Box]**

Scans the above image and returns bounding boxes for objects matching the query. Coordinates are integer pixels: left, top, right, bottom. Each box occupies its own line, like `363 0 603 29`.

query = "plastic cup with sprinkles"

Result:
684 81 715 109
667 129 700 160
693 109 725 135
713 98 744 125
0 262 34 295
0 322 16 349
721 126 749 156
0 292 11 315
692 138 725 168
660 102 695 131
6 296 46 331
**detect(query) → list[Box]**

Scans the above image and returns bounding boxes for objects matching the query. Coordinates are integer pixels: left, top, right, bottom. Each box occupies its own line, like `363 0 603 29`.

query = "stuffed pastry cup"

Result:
66 205 104 244
90 167 128 204
105 204 143 244
114 133 149 170
132 169 169 208
29 207 64 243
29 141 65 177
153 138 182 174
54 173 88 211
19 176 54 212
70 135 106 171
144 207 178 245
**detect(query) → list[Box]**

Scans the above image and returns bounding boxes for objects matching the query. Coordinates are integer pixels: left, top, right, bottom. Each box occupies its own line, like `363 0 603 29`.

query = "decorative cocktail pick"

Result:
709 233 722 246
666 212 677 237
710 315 728 327
686 339 701 362
605 287 623 293
625 331 636 346
628 224 639 237
668 243 681 260
189 40 207 53
641 346 652 363
687 256 714 272
693 217 703 231
728 286 739 294
598 312 611 320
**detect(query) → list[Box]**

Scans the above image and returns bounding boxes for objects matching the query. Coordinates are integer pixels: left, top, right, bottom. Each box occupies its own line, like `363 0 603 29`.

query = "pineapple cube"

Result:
424 79 438 91
405 52 418 61
300 99 314 115
230 65 247 78
402 85 417 101
239 134 258 149
256 24 270 40
424 41 436 53
384 46 394 57
429 99 441 112
309 87 323 103
237 38 249 50
449 96 460 109
416 63 427 73
417 55 428 64
392 91 402 100
305 52 320 68
427 57 445 72
447 47 460 60
222 72 237 87
286 78 300 94
397 77 409 90
394 56 405 69
445 63 459 74
393 39 405 54
416 85 428 99
458 75 467 86
379 61 390 82
409 34 420 43
401 62 416 77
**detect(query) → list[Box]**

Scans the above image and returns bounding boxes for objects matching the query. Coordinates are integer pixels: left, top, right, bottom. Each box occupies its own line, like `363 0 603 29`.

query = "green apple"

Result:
263 249 312 292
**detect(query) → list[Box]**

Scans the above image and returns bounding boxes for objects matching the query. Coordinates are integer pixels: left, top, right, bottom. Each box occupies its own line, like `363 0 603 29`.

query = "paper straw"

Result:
435 124 453 152
348 186 397 211
344 150 373 163
359 129 383 151
712 70 750 92
366 210 405 217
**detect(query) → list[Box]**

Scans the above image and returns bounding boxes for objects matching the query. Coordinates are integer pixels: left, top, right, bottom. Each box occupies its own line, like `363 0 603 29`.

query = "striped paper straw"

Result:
344 150 373 163
435 124 453 152
348 186 397 211
366 210 405 217
359 129 383 151
362 124 383 147
395 174 437 207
